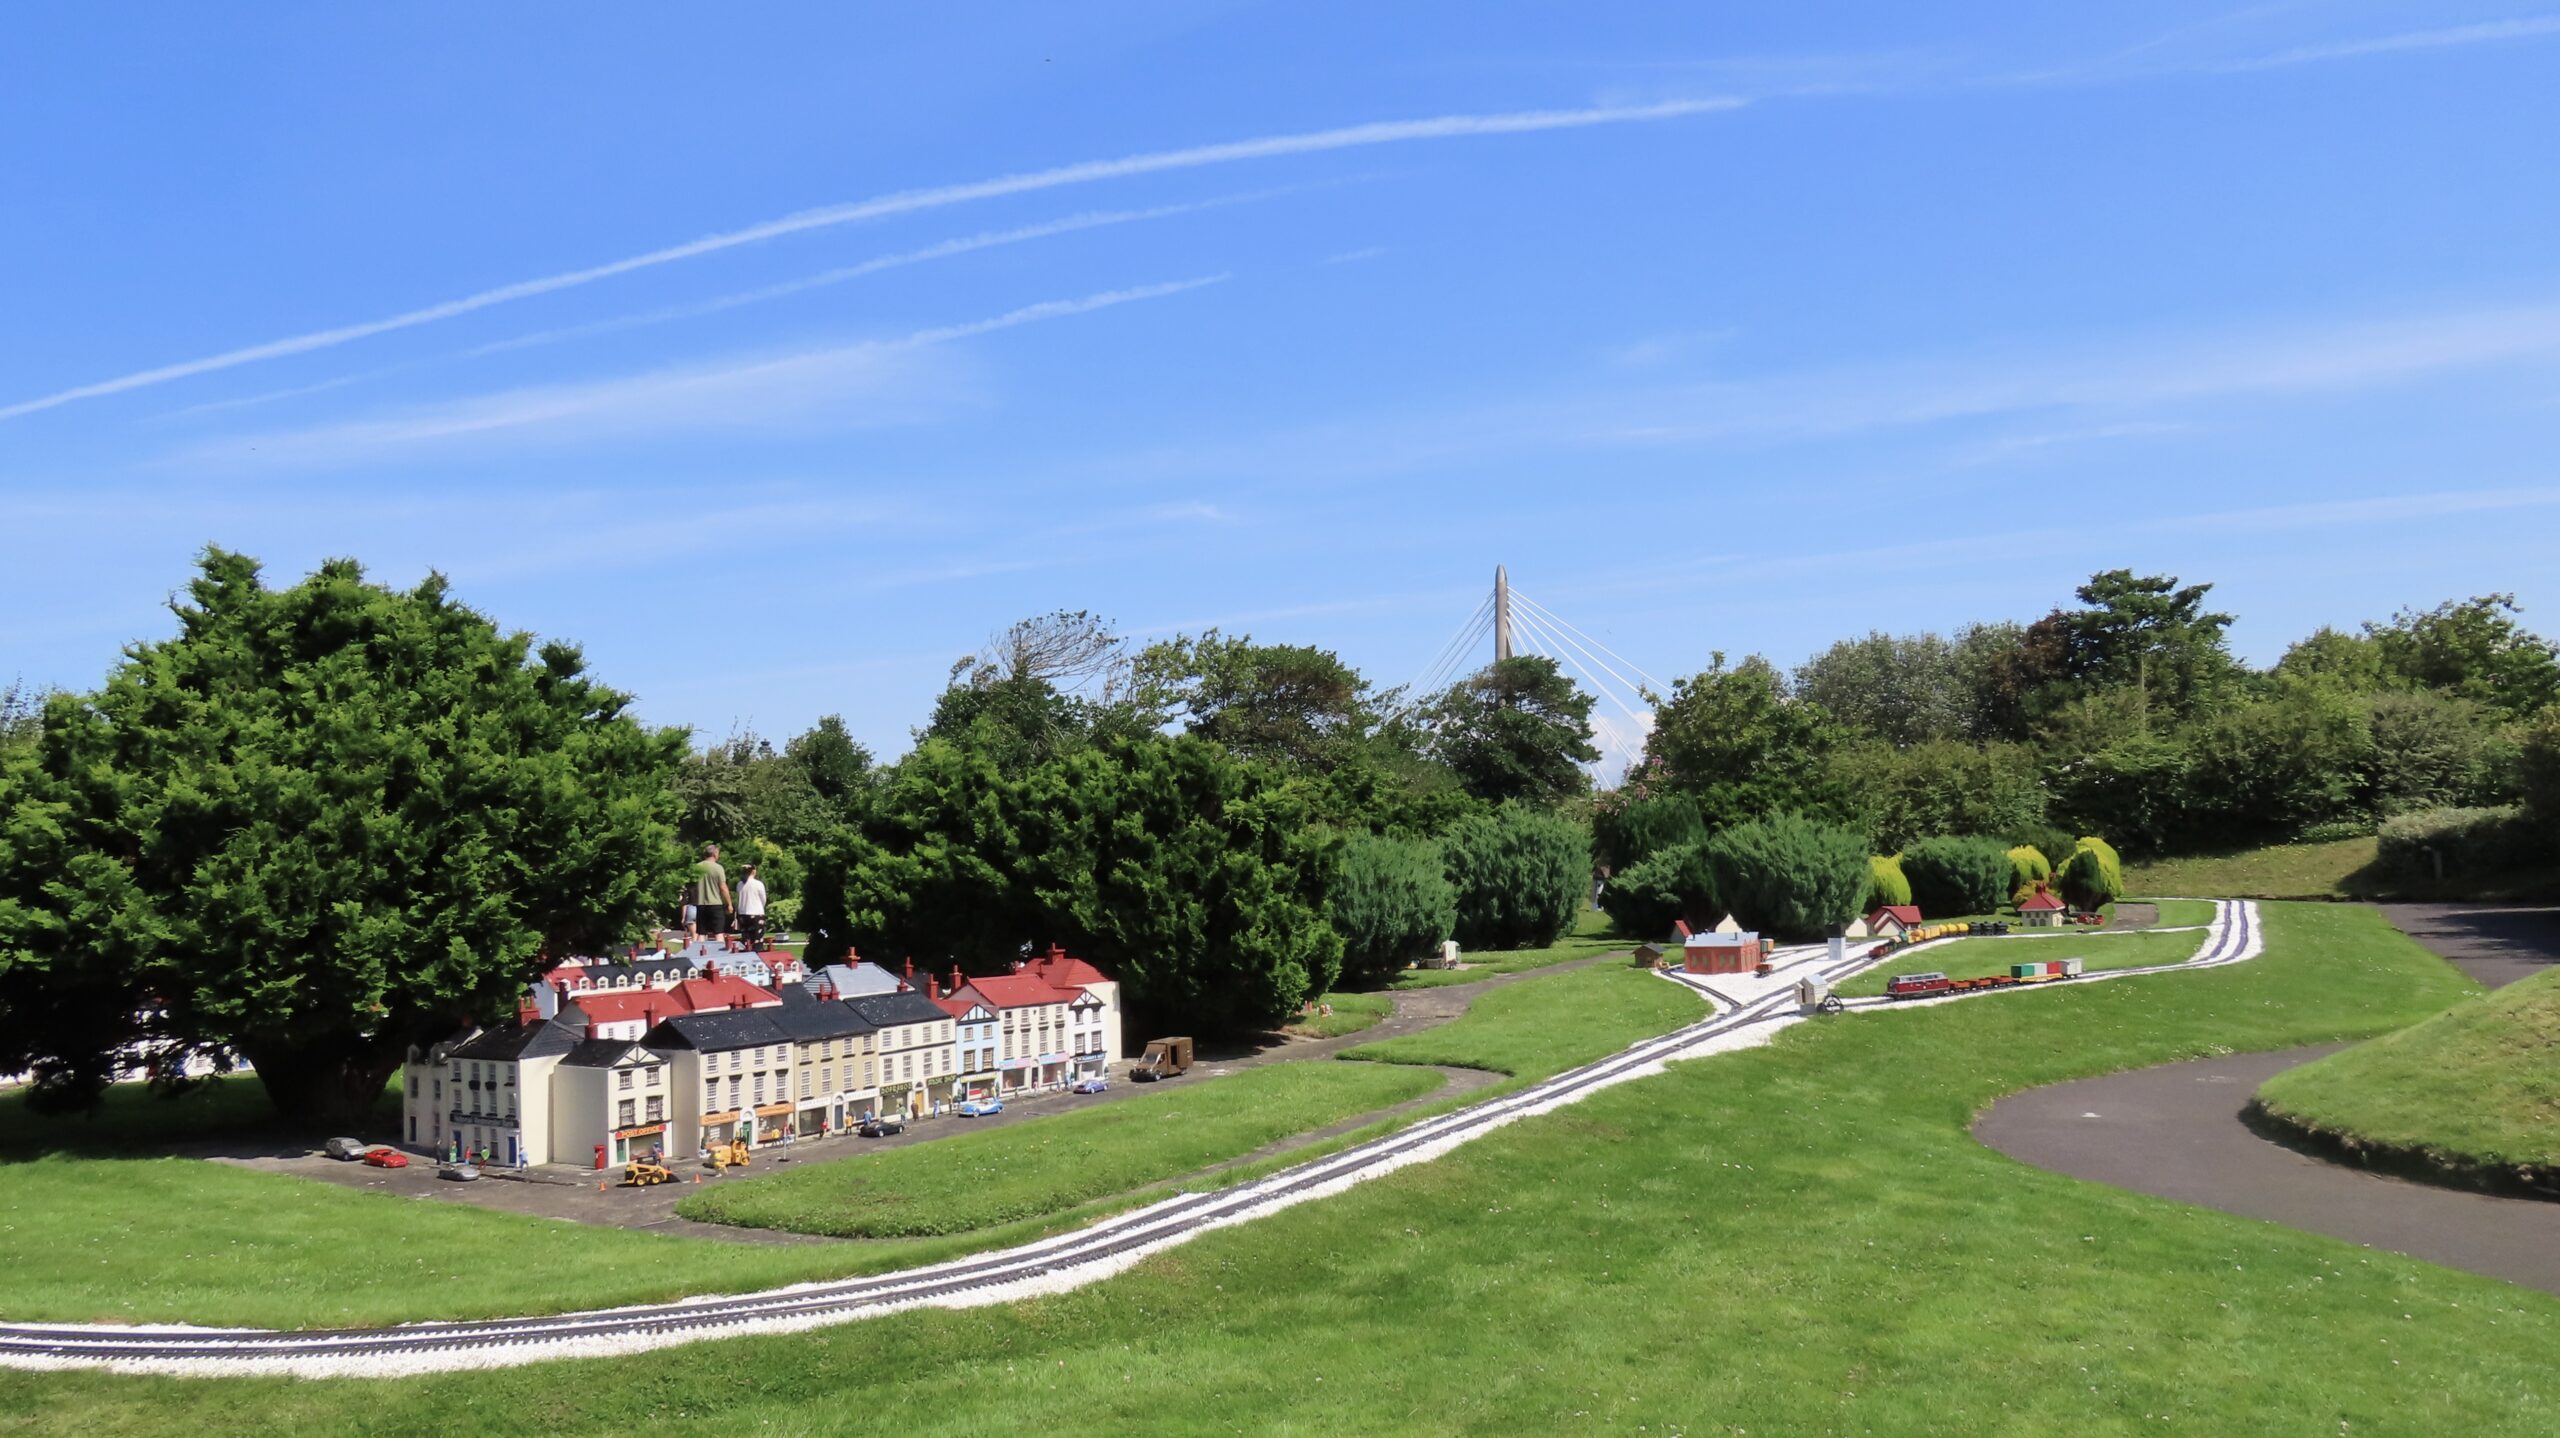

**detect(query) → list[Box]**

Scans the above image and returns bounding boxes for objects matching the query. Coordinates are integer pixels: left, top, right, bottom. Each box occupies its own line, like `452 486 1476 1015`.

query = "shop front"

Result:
794 1105 826 1138
1073 1049 1108 1079
612 1123 666 1165
1000 1057 1032 1093
699 1110 741 1152
958 1070 998 1102
752 1101 794 1145
1039 1052 1069 1090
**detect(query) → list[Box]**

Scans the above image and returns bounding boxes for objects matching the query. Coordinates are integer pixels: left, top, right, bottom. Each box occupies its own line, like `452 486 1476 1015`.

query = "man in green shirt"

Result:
693 844 732 942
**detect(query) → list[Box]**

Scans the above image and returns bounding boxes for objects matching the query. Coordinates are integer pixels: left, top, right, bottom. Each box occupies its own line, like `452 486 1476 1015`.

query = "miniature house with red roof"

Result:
2017 888 2067 927
1848 905 1923 940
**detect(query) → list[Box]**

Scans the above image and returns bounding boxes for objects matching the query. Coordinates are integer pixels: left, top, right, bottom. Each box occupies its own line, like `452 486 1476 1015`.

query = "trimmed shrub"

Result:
2297 818 2374 844
2004 844 2052 901
1899 835 2013 917
1592 793 1707 874
2010 825 2079 873
1866 853 1912 910
2522 708 2560 835
1601 842 1713 943
1699 814 1872 941
1329 833 1457 988
1442 804 1587 950
2058 835 2125 912
2373 806 2534 884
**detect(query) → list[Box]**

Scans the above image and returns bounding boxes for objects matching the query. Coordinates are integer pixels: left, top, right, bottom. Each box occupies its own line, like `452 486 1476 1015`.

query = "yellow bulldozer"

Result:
708 1137 752 1173
622 1158 675 1187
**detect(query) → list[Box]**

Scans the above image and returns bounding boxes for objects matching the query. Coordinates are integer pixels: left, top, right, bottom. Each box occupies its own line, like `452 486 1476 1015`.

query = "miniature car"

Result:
957 1098 1004 1117
322 1136 369 1161
439 1162 481 1182
361 1146 409 1169
1070 1076 1108 1094
856 1115 905 1137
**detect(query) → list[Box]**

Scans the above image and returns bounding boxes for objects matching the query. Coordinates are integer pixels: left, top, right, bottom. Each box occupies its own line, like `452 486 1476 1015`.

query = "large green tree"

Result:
0 552 682 1122
1638 654 1850 826
806 732 1341 1034
2368 594 2560 720
1792 623 2018 747
1440 804 1588 950
1422 656 1599 805
1133 631 1378 770
1328 832 1457 988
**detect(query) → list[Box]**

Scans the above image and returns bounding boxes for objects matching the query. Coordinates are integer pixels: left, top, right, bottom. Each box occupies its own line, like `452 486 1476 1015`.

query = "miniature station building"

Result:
1674 918 1771 975
2017 890 2068 927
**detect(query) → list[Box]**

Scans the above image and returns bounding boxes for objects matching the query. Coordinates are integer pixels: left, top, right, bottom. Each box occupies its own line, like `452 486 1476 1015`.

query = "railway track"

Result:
0 901 2257 1379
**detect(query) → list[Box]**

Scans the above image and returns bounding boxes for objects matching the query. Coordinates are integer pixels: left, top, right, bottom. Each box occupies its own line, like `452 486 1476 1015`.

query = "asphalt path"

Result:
2375 902 2560 989
1976 1045 2560 1298
1977 900 2560 1298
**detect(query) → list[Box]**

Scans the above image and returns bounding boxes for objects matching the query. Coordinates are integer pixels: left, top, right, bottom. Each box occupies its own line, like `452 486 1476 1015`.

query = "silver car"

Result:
322 1136 369 1161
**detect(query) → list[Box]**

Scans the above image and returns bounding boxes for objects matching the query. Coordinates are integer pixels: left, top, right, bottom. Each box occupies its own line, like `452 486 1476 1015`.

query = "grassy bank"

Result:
2256 964 2557 1184
1346 964 1702 1082
10 904 2545 1436
1387 905 1628 990
2130 897 2220 928
2124 837 2377 899
1281 990 1392 1038
677 1061 1441 1239
1835 927 2209 998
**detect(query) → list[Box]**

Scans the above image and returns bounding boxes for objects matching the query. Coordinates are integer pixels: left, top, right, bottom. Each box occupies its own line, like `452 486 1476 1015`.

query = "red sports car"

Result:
361 1146 410 1169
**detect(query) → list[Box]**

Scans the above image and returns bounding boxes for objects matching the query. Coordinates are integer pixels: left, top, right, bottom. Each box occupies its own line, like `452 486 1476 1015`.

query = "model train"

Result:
1866 920 2011 961
1884 956 2084 999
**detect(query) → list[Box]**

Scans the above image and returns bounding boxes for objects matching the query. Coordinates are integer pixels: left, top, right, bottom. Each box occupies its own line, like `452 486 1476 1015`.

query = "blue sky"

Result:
5 3 2558 768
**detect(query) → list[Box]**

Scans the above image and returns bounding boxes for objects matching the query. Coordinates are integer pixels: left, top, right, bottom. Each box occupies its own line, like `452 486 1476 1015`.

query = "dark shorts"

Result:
737 914 766 949
697 905 730 935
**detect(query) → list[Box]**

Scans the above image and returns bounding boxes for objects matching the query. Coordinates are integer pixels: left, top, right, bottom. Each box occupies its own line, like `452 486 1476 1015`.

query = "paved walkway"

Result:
1976 1045 2560 1297
220 950 1626 1240
2376 902 2560 989
1976 902 2560 1297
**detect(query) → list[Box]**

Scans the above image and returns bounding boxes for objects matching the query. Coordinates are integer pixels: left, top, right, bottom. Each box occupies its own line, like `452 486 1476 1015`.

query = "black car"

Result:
856 1115 905 1138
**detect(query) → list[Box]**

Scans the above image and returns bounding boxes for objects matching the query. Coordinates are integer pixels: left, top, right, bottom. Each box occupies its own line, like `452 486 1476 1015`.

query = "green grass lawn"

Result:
1345 964 1702 1082
1281 990 1392 1038
1385 905 1631 990
677 1061 1442 1239
1835 927 2209 998
10 904 2547 1437
2129 897 2220 928
2257 963 2560 1171
2125 837 2379 899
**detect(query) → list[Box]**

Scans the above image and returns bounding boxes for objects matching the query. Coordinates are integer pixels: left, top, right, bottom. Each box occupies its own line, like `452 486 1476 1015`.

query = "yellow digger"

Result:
708 1137 752 1173
622 1158 675 1187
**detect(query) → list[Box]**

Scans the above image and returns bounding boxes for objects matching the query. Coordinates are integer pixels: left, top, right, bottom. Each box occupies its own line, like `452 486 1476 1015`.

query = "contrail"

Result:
1 98 1740 423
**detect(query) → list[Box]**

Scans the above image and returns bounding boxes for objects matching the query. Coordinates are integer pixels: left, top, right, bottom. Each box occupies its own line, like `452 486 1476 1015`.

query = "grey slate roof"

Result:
768 1000 875 1043
811 961 905 999
847 989 949 1031
559 1037 670 1069
644 1008 789 1054
449 1018 583 1063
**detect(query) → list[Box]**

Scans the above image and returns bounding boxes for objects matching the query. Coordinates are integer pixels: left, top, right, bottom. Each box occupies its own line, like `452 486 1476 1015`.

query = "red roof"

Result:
959 974 1076 1010
565 990 682 1027
670 974 780 1012
1024 946 1111 989
2018 891 2066 911
1867 906 1923 926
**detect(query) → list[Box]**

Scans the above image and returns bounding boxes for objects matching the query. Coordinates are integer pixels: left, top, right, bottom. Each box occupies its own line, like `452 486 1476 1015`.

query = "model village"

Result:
404 942 1124 1177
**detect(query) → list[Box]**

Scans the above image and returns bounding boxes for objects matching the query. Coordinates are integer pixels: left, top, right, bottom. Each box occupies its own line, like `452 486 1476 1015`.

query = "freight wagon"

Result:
1884 956 2083 1000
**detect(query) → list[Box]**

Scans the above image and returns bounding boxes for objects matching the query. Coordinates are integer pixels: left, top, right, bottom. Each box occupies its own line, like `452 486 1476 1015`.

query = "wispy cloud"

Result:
1057 297 2560 487
459 187 1304 362
2 98 1741 423
185 276 1227 468
2212 14 2560 71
